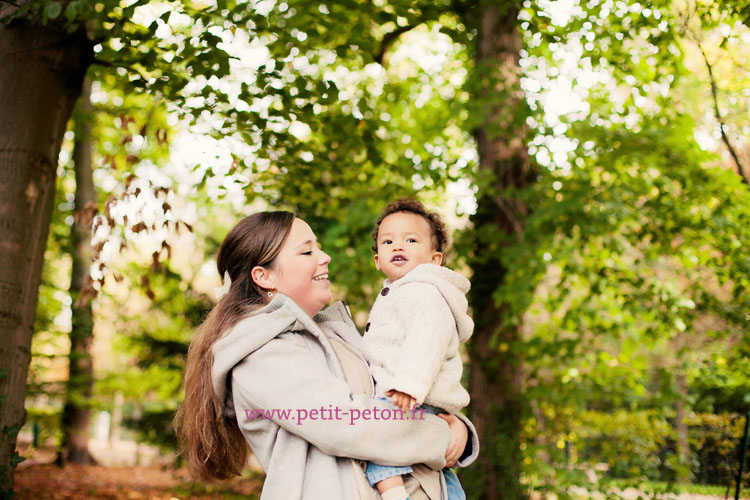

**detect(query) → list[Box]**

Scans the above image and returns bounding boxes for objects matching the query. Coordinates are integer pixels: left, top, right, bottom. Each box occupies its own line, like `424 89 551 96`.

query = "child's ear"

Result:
373 254 382 271
251 265 274 289
431 252 443 266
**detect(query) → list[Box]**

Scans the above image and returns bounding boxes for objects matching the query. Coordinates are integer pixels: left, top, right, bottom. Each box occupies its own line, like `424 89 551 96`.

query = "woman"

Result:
175 211 478 500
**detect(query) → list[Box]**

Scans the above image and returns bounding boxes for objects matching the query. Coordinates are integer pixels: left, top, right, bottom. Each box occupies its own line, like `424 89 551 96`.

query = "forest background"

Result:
1 0 750 499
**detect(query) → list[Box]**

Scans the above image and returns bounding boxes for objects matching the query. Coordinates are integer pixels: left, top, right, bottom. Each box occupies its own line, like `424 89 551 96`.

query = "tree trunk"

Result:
61 77 97 465
463 4 531 500
674 372 690 483
0 18 91 492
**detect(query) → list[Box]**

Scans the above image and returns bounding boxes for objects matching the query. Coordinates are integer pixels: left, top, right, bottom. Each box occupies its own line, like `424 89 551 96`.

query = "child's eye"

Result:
382 239 392 245
407 238 417 243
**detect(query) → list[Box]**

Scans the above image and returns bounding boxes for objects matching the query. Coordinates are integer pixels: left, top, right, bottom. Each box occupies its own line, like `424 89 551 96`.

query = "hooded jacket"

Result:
211 293 479 500
363 264 473 414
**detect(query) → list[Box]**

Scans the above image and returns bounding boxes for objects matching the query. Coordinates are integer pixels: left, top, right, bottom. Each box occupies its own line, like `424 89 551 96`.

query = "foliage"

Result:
576 410 671 480
497 0 750 494
24 68 177 452
98 262 212 450
12 0 750 496
687 412 749 487
525 410 749 491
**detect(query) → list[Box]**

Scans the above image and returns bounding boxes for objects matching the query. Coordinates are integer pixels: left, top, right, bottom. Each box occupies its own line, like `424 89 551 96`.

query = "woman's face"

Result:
270 218 332 317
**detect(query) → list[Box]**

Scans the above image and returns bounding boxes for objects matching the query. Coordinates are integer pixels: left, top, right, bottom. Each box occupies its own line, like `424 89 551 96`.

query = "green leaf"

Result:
2 424 20 438
45 1 62 20
10 452 26 468
64 1 77 21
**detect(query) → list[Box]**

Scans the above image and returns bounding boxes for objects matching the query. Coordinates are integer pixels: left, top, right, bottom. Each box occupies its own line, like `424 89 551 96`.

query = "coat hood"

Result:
210 293 352 411
385 263 473 342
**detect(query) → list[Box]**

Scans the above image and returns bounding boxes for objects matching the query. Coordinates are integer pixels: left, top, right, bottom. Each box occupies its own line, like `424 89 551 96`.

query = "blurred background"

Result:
2 0 750 499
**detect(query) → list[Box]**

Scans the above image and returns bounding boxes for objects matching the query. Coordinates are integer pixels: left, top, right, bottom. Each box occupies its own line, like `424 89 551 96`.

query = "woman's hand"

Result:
438 413 467 467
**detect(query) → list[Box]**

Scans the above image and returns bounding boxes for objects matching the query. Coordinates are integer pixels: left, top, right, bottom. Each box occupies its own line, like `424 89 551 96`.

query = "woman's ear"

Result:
251 266 274 289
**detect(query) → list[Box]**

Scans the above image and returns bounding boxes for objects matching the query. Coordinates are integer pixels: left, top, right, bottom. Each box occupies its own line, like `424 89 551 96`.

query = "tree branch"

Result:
698 43 750 187
374 24 417 66
92 57 151 85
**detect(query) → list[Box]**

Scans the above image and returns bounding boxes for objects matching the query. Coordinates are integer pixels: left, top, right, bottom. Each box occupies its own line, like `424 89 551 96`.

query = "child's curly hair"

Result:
370 199 449 257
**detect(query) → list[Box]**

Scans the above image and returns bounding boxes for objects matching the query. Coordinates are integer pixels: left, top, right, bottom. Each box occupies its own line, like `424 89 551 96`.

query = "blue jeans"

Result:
365 399 466 500
365 464 465 500
443 468 466 500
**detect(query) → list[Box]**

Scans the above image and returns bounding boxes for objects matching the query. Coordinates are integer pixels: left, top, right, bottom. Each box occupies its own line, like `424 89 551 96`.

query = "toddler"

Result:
363 199 473 500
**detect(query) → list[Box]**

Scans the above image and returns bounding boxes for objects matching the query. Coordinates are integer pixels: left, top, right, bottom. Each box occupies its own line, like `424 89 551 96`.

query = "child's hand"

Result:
385 389 416 414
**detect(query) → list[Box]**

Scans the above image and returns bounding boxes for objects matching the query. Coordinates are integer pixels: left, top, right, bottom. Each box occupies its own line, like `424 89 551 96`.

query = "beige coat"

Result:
211 294 479 500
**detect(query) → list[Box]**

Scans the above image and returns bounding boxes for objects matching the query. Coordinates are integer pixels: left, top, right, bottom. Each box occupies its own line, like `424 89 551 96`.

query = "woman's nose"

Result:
319 249 331 265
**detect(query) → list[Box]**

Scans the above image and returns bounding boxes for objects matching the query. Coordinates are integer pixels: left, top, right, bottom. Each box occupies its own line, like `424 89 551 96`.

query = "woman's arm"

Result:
230 331 451 470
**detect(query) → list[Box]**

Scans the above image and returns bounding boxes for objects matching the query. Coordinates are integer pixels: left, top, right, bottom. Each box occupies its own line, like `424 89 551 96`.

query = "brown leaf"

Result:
140 274 155 300
91 240 106 260
156 128 168 145
81 201 99 227
161 240 171 259
73 277 98 309
151 251 164 274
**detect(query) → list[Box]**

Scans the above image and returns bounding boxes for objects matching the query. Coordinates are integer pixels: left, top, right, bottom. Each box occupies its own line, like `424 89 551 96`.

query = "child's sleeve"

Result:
384 283 455 405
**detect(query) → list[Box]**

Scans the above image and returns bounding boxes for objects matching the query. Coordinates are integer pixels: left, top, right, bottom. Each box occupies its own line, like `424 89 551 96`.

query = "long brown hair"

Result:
174 211 295 481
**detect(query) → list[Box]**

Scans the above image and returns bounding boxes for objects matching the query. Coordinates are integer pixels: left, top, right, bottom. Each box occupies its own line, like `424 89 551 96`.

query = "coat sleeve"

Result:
454 412 480 467
383 284 454 406
229 331 450 469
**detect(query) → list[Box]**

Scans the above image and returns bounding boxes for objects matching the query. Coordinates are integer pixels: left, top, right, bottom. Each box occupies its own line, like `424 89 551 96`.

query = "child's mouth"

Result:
391 255 407 263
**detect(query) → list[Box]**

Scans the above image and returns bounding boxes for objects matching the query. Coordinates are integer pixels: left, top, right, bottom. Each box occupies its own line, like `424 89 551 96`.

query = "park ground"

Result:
14 462 750 500
14 463 264 499
12 441 749 500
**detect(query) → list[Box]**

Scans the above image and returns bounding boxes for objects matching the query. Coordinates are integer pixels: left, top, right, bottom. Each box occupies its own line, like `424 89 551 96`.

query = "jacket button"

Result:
381 287 390 296
365 322 370 332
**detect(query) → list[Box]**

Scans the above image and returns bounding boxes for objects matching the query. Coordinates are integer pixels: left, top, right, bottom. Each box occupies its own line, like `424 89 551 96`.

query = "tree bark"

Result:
674 372 690 483
61 77 97 465
0 18 91 492
462 3 532 499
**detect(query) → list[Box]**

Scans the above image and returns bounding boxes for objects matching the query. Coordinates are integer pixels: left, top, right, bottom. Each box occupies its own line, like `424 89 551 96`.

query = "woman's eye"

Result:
302 251 313 255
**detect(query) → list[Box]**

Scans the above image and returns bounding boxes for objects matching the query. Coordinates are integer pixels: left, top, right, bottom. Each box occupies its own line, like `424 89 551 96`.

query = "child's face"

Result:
374 212 443 282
